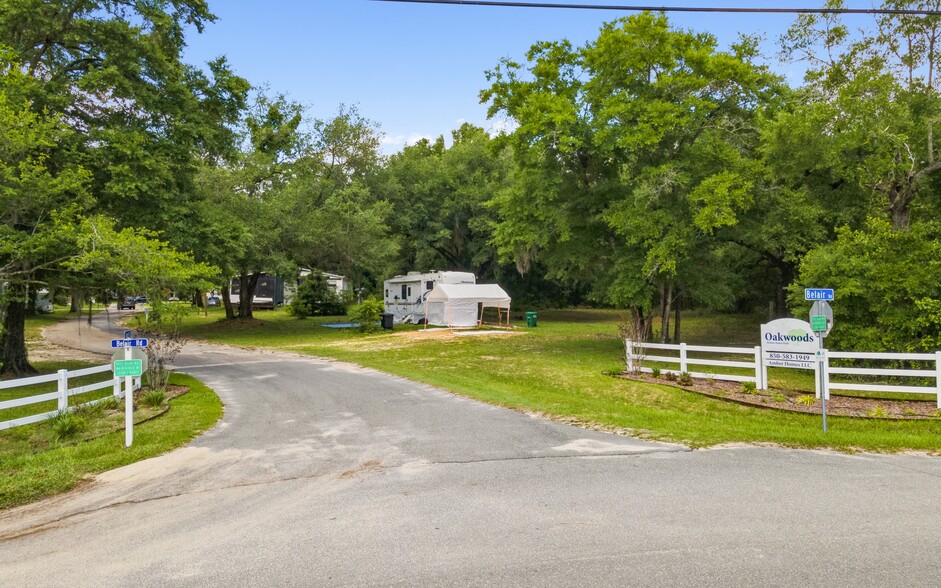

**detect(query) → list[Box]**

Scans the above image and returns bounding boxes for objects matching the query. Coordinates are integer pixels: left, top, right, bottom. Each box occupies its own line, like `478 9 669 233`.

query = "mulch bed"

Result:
619 373 941 420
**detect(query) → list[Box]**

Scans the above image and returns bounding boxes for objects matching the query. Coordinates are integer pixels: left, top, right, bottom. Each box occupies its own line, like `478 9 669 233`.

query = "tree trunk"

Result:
238 271 262 319
890 201 911 230
673 295 682 344
0 286 37 376
222 285 236 320
70 288 83 313
660 282 673 344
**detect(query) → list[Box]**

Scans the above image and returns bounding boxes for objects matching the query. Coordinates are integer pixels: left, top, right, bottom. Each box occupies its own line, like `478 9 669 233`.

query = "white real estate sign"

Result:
760 318 818 369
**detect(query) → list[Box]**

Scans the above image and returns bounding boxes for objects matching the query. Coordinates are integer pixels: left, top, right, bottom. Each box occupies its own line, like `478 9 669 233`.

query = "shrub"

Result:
741 381 757 394
678 372 693 386
797 395 816 406
141 389 166 408
867 406 888 418
772 393 787 403
49 411 87 442
349 298 384 333
290 272 347 318
663 371 678 382
99 396 121 411
651 367 662 378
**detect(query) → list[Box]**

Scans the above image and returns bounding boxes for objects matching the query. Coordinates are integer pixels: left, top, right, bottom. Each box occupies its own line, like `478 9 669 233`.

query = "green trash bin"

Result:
525 311 538 327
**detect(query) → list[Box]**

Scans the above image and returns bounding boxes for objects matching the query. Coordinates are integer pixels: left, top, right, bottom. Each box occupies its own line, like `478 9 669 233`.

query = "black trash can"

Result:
381 313 394 330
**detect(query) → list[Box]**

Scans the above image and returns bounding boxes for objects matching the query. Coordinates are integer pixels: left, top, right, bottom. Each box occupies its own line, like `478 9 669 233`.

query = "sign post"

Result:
806 290 834 432
112 336 147 447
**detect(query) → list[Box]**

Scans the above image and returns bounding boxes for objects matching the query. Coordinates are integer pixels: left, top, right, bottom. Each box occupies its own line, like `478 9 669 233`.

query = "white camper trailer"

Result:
383 270 476 324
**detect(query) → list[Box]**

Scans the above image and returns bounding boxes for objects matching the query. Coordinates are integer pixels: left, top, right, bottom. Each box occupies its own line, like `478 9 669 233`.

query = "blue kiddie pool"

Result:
322 322 360 329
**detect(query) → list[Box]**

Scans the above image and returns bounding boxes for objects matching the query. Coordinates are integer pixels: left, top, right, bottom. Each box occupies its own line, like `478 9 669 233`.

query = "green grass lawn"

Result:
0 373 222 509
177 307 941 452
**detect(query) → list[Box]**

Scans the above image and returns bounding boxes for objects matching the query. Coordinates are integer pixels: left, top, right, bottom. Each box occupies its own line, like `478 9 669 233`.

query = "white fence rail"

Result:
825 350 941 407
625 340 941 407
0 364 140 431
626 341 764 388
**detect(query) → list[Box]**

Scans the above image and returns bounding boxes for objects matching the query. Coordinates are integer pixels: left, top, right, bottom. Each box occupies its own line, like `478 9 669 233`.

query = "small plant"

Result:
741 381 757 394
74 401 105 419
49 411 87 442
601 366 624 376
796 395 816 406
772 393 787 403
141 389 166 408
99 396 121 411
651 367 662 378
349 298 384 333
663 371 677 382
903 409 919 417
678 372 693 386
867 406 888 418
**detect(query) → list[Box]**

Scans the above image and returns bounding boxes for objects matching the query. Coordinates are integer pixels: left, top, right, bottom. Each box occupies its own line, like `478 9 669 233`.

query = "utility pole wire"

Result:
372 0 941 16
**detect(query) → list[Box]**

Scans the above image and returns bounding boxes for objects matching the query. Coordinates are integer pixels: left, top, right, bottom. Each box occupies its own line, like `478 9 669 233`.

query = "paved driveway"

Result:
2 313 940 586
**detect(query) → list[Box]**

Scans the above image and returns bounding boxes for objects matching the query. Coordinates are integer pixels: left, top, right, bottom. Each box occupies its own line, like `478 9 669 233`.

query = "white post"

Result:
626 340 634 373
679 343 688 374
57 369 69 412
814 361 821 399
113 375 122 398
822 348 830 401
124 346 134 447
754 346 763 389
936 351 941 409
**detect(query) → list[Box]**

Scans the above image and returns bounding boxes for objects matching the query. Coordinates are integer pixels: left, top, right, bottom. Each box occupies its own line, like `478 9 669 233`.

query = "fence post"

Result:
679 343 688 374
814 361 820 399
626 340 633 372
754 346 763 389
936 351 941 409
57 369 69 412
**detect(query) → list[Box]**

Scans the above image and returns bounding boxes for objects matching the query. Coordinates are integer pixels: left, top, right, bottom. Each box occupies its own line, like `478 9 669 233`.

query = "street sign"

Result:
111 348 148 372
805 288 834 301
809 300 833 337
111 338 148 348
113 359 143 377
811 315 827 332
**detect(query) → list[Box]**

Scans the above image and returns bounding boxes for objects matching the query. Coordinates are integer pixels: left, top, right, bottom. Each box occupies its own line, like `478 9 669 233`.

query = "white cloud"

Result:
487 117 518 137
379 132 434 154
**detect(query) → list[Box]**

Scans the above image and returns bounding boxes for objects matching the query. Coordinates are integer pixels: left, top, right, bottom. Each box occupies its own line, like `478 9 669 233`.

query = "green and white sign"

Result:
811 315 827 332
113 359 143 377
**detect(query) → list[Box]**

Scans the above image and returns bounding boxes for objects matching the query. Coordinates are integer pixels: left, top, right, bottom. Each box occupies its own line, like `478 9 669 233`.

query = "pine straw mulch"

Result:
619 373 941 420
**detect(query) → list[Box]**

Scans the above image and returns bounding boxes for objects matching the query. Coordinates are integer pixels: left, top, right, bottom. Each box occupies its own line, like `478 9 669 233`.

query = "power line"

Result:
372 0 941 16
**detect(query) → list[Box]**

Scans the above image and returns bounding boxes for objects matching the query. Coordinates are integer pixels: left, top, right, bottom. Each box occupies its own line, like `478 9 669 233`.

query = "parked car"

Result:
135 295 148 304
207 296 221 307
118 297 136 310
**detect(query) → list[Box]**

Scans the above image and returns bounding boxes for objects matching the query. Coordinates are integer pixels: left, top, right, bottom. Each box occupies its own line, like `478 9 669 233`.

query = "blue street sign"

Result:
111 338 149 348
805 288 834 301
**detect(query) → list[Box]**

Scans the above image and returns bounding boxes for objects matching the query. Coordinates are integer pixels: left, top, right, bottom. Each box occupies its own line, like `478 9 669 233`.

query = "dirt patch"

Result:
621 373 940 419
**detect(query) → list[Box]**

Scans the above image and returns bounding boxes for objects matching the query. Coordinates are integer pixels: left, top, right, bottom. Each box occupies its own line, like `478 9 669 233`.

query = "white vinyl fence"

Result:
626 341 764 388
0 364 140 431
626 340 941 407
825 350 941 407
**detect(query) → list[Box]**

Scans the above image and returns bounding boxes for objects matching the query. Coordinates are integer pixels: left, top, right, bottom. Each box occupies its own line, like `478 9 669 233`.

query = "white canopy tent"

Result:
424 284 512 328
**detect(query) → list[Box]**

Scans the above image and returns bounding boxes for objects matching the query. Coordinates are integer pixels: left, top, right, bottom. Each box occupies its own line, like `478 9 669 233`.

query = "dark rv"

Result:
230 274 285 310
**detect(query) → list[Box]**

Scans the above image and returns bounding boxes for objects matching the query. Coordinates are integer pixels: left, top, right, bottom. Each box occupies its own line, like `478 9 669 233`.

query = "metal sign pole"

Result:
125 345 133 447
818 344 827 433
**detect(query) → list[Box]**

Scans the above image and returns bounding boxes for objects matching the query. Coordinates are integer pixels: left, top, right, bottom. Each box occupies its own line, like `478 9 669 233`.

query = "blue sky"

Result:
182 1 878 154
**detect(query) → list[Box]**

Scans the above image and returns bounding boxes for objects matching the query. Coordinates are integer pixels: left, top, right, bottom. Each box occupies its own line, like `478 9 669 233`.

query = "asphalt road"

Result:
2 311 941 586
